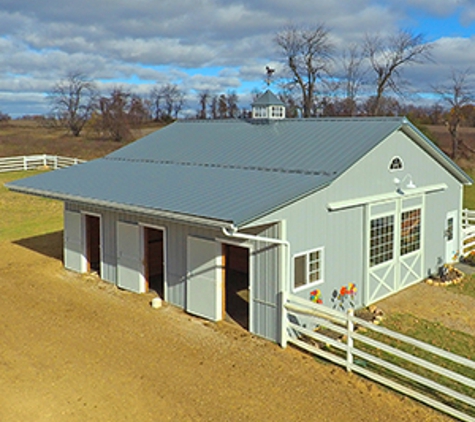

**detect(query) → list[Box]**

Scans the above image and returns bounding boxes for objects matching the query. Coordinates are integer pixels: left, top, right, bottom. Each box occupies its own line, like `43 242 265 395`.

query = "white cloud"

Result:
0 0 473 115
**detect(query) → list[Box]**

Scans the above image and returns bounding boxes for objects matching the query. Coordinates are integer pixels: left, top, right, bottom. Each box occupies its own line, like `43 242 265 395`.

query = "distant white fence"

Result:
283 293 475 422
462 209 475 256
0 154 85 173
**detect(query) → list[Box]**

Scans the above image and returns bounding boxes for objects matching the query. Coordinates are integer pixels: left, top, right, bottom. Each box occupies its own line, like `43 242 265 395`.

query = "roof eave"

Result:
5 183 234 230
401 120 473 186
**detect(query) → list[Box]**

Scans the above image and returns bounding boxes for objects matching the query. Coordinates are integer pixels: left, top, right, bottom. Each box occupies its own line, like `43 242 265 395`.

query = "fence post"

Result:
23 156 27 171
279 290 288 349
346 308 354 372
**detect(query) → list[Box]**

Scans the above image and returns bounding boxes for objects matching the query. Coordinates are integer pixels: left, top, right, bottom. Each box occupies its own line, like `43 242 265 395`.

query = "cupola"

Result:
251 90 286 120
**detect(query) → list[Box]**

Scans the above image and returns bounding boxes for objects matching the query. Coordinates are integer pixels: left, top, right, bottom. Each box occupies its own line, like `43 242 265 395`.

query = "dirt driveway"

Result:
0 233 454 422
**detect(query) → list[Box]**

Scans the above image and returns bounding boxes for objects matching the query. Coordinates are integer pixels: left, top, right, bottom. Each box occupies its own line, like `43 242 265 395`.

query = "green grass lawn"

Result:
360 314 475 417
448 275 475 299
0 171 63 242
463 169 475 209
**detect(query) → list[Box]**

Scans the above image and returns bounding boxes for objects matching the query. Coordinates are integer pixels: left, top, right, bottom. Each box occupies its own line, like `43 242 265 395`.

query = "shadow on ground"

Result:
14 230 63 260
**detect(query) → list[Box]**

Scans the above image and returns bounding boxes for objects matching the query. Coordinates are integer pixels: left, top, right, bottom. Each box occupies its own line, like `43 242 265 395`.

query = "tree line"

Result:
45 24 475 158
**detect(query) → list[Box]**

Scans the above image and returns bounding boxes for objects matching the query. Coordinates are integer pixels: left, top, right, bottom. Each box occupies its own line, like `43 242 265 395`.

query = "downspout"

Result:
222 224 290 347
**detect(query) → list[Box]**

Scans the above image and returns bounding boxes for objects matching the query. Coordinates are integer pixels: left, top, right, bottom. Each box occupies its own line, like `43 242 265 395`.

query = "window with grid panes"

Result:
370 215 394 266
400 209 421 255
294 248 323 289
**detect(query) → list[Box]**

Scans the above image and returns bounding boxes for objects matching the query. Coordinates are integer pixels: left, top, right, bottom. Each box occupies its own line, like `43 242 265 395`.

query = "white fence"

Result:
283 293 475 422
0 154 85 173
462 209 475 256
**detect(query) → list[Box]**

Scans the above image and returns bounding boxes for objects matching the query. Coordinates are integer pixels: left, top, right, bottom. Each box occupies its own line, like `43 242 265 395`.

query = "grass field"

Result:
0 171 63 242
0 119 164 160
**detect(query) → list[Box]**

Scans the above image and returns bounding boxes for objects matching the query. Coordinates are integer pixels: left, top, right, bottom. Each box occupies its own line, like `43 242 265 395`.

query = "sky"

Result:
1 0 475 117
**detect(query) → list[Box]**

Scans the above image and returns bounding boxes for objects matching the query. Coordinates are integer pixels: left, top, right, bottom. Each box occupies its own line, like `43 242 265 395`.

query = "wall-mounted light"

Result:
394 174 416 194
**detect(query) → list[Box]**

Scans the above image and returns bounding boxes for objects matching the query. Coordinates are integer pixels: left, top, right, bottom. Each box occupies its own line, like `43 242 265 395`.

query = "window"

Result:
294 248 323 290
389 156 404 171
370 215 394 266
253 106 267 118
400 209 421 255
271 106 284 118
447 217 454 241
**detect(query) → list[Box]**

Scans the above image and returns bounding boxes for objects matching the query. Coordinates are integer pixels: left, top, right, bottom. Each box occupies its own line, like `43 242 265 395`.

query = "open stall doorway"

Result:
144 227 164 298
85 214 101 276
223 244 249 330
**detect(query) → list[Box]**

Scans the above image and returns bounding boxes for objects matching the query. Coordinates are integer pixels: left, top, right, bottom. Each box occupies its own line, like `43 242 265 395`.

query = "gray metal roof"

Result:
252 90 285 107
6 117 470 227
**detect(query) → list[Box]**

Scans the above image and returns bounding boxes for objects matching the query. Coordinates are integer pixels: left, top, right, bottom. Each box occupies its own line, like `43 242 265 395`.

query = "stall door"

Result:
64 210 83 272
186 236 221 321
117 221 143 293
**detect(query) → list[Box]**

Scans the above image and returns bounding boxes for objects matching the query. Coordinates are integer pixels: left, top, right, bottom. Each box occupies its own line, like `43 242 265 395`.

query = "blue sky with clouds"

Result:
0 0 474 117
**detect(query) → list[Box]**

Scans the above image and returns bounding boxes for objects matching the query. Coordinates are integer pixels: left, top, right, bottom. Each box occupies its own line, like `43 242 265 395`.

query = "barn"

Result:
6 90 471 344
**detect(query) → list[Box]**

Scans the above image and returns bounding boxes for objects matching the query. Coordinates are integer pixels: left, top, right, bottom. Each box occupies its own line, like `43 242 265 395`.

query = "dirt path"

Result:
0 236 454 421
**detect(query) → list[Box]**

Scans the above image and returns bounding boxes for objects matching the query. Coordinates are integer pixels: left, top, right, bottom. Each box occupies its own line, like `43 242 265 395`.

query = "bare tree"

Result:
364 30 432 115
209 95 218 119
433 68 474 158
149 83 185 121
226 90 239 118
128 94 149 127
161 83 185 120
97 88 132 142
275 24 334 117
197 90 209 119
49 72 97 136
339 44 367 116
149 86 163 121
218 94 228 119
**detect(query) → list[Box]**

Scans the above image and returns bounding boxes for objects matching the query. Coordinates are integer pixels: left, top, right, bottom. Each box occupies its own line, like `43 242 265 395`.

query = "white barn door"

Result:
186 236 221 321
366 196 424 305
366 201 398 304
117 221 143 293
64 210 84 272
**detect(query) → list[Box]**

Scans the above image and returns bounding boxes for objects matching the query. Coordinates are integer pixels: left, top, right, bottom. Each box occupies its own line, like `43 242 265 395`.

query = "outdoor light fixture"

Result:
394 174 416 194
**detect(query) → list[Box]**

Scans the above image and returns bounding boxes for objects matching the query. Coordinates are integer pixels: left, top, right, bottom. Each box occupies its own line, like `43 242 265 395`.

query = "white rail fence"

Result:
462 209 475 256
282 293 475 422
0 154 85 173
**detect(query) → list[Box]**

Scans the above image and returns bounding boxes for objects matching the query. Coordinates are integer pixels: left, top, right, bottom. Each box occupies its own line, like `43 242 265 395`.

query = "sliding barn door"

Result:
186 236 221 321
117 221 143 293
64 210 83 272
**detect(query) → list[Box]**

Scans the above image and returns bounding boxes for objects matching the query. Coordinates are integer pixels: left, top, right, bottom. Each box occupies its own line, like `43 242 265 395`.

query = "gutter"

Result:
221 224 290 347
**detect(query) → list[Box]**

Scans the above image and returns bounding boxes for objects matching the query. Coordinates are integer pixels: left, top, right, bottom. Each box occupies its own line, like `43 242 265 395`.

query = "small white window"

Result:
271 106 283 118
293 248 324 290
253 106 267 118
389 156 404 171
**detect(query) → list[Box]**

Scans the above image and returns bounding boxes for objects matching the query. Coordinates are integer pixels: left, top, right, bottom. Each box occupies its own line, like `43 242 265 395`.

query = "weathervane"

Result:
265 66 275 86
